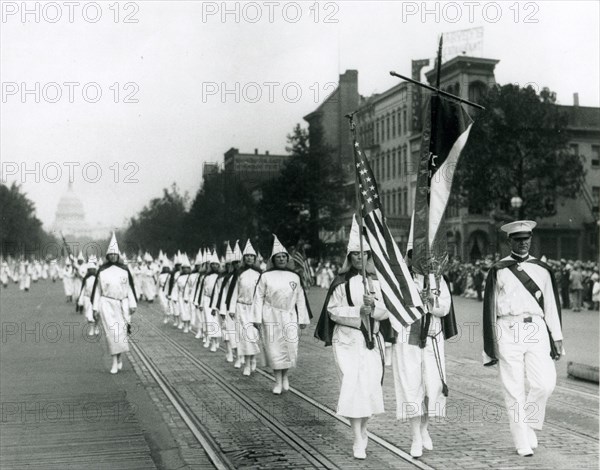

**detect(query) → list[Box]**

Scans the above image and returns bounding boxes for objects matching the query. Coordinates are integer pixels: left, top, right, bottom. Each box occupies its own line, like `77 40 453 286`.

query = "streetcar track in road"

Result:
141 305 437 470
130 340 235 470
138 316 342 470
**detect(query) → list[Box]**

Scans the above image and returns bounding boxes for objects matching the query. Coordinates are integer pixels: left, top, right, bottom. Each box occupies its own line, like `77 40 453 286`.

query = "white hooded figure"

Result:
91 233 137 374
48 259 59 282
201 250 223 351
62 257 74 300
78 256 99 336
315 214 390 460
71 252 86 305
1 260 9 287
176 254 193 332
18 259 32 291
252 235 311 394
140 252 157 301
228 240 261 373
157 256 172 323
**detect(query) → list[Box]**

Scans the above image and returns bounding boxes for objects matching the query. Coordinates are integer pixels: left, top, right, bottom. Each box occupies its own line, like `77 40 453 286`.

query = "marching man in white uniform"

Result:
157 256 171 324
252 235 311 395
91 232 137 374
227 240 262 374
483 220 563 457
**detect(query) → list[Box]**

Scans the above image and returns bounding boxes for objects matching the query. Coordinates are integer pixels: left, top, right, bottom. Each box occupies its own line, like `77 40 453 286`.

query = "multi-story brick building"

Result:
305 56 600 261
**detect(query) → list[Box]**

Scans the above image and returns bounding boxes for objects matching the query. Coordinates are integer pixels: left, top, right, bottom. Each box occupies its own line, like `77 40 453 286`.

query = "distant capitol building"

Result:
50 183 111 240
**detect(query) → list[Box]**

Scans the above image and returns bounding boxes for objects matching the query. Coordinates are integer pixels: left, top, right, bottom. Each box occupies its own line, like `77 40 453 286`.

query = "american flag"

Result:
353 140 424 329
291 244 313 288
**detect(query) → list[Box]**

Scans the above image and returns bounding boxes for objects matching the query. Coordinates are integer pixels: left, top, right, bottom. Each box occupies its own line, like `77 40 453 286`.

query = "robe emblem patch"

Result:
289 281 297 290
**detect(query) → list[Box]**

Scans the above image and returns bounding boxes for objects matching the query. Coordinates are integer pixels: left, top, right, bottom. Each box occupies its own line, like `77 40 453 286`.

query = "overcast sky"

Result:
2 1 599 232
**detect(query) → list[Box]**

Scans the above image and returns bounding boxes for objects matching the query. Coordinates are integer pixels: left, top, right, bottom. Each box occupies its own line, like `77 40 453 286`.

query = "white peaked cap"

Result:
143 252 153 262
106 232 120 256
270 234 289 259
209 249 220 264
347 214 371 253
406 211 415 252
220 256 226 265
501 220 537 238
158 249 164 259
233 240 242 261
201 248 208 264
243 239 257 256
175 250 182 265
180 253 191 268
87 255 98 267
77 251 84 261
137 255 143 263
194 249 203 265
121 253 128 263
225 242 234 263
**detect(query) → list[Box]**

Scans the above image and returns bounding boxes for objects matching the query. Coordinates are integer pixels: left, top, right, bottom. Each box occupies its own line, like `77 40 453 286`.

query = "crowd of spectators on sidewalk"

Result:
309 255 599 313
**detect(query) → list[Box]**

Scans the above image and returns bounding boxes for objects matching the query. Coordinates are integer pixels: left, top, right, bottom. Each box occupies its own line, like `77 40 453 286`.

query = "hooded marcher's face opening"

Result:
107 253 119 263
243 255 256 266
273 253 288 269
349 251 369 271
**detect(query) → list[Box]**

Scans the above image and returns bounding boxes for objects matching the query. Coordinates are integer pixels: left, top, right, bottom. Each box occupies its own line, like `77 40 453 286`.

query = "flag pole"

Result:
346 112 373 345
388 72 485 110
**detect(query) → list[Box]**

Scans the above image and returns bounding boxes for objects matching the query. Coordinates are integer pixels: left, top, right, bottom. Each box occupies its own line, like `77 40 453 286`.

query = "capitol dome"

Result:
51 183 90 238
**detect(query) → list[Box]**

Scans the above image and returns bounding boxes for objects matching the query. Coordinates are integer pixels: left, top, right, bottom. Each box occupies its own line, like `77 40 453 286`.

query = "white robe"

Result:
217 274 237 343
229 268 261 356
328 274 387 418
176 272 192 322
391 273 451 420
140 264 157 300
252 269 310 370
157 272 170 314
62 265 73 295
18 262 31 290
78 274 97 323
92 264 137 355
202 273 222 338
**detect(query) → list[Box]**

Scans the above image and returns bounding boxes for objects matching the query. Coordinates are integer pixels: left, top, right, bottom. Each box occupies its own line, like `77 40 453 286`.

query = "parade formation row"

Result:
2 217 567 462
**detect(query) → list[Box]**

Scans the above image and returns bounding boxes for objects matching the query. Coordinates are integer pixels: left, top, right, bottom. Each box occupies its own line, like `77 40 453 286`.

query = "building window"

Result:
593 186 600 209
392 149 397 178
399 189 403 214
392 114 396 138
376 121 380 143
403 109 408 134
392 190 397 214
403 145 408 176
403 188 408 214
386 116 390 141
387 151 391 180
592 145 600 168
570 143 579 155
398 109 402 135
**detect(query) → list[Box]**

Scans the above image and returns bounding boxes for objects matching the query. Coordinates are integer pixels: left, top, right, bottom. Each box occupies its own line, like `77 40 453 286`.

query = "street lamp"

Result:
510 196 523 219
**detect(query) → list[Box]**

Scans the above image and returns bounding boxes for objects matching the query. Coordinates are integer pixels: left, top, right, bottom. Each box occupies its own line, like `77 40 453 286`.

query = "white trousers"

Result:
496 315 556 450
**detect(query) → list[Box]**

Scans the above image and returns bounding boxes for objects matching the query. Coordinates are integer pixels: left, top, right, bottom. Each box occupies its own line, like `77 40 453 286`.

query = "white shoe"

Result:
517 447 534 457
410 441 423 458
88 328 95 337
110 364 118 374
163 318 168 324
527 427 538 449
282 375 289 391
234 357 243 368
177 323 183 330
183 326 189 333
272 383 282 395
195 331 202 339
94 326 100 335
210 343 217 352
226 352 234 363
422 429 433 451
353 443 366 459
243 367 251 376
